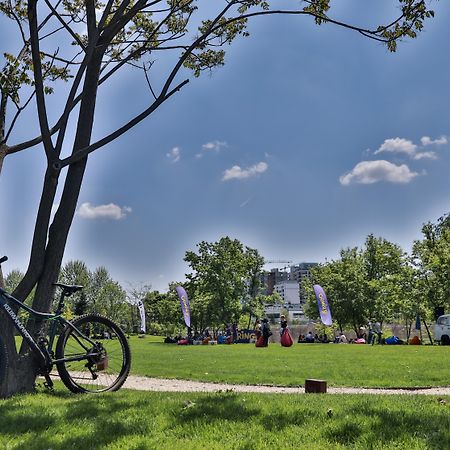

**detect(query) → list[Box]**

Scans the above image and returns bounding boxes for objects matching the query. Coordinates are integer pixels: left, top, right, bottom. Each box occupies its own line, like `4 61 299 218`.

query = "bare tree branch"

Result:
43 0 87 50
59 78 189 167
27 0 55 160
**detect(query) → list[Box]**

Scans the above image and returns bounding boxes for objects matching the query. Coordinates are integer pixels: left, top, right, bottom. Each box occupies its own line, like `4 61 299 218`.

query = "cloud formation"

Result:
77 202 132 220
166 146 181 163
222 161 268 181
196 140 228 158
202 140 227 152
421 135 448 146
339 160 418 186
374 136 447 160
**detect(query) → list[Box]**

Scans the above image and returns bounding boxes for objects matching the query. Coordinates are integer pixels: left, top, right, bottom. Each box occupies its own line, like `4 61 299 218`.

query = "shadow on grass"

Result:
175 392 260 423
326 400 450 448
0 391 149 450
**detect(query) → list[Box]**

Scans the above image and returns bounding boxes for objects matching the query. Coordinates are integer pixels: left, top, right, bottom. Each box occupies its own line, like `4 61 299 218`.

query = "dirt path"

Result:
122 375 450 396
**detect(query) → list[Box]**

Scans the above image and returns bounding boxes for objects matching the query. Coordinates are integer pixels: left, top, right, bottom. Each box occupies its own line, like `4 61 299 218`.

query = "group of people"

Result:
255 315 293 347
355 320 383 344
254 318 273 347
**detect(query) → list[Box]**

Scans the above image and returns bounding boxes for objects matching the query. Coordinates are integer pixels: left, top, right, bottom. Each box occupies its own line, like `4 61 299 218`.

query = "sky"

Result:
1 1 450 292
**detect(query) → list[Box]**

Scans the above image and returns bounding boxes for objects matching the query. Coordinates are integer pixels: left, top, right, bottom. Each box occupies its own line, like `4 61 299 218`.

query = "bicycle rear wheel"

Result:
55 314 131 393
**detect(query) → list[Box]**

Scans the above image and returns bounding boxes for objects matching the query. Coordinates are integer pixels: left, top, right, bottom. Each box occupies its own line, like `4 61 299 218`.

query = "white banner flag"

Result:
137 300 146 333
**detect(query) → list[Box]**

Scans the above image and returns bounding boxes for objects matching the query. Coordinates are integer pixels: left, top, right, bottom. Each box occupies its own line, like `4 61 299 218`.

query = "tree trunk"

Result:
0 52 103 398
0 144 6 177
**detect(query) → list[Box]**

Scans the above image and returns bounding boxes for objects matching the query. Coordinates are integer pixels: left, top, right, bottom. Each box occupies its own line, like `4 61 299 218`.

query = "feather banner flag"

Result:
313 284 332 326
137 299 146 333
176 286 191 328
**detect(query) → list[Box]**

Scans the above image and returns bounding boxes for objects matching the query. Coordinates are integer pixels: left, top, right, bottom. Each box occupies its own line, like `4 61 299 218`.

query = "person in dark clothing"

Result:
280 315 288 337
261 318 272 347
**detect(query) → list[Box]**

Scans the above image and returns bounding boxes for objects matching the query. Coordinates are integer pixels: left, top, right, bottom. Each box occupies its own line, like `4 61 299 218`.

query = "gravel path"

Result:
122 375 450 396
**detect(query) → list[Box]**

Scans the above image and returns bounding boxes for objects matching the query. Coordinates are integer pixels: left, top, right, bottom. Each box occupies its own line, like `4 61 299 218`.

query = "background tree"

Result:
362 234 407 324
305 248 366 333
413 213 450 315
141 287 183 335
59 260 91 315
0 0 436 397
184 237 264 328
305 235 410 334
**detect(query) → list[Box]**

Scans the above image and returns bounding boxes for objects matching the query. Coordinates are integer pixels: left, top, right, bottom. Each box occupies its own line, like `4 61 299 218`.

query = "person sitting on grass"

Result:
305 331 314 343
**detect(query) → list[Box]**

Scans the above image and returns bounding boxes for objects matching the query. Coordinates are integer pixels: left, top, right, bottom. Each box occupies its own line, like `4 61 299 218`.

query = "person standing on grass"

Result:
262 318 272 347
374 321 382 345
367 321 374 345
255 319 262 339
280 315 288 337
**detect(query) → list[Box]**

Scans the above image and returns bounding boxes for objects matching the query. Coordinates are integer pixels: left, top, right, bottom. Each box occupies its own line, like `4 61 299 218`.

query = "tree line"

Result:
5 213 450 339
304 213 450 339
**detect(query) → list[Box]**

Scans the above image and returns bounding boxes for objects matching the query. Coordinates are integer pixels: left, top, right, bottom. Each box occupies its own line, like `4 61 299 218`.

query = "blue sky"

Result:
1 1 450 291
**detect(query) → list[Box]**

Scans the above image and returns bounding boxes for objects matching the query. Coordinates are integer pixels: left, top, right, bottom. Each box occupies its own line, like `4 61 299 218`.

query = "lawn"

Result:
0 387 448 449
129 337 450 388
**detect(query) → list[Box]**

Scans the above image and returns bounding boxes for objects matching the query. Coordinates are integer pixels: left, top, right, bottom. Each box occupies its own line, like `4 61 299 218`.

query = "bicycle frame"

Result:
0 287 99 369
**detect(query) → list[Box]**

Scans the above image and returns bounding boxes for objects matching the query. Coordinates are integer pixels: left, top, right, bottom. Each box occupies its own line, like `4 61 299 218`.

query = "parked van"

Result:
434 314 450 345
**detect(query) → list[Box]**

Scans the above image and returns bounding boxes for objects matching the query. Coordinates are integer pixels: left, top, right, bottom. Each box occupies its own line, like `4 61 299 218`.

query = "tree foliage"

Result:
59 260 129 324
184 236 264 329
413 212 450 312
305 234 413 332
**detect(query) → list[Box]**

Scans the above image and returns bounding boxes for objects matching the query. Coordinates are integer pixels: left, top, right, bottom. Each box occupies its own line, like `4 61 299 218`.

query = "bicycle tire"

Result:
55 314 131 393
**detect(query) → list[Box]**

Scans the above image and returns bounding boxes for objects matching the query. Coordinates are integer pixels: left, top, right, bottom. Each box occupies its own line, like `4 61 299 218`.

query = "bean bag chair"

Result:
385 336 400 345
255 336 266 347
177 339 189 345
280 330 293 347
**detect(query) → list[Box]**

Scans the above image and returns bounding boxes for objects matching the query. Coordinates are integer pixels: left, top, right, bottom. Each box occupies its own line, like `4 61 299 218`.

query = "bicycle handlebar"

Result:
0 256 8 264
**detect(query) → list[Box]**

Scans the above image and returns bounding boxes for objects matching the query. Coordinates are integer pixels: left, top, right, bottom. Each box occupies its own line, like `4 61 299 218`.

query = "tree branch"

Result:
43 0 87 51
27 0 55 160
59 78 189 167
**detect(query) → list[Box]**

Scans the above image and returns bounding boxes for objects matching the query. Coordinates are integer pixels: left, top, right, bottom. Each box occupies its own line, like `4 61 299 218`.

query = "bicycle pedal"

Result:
43 373 54 390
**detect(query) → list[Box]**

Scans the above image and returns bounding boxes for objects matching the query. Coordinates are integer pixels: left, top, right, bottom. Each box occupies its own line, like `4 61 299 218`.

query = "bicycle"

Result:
0 256 131 393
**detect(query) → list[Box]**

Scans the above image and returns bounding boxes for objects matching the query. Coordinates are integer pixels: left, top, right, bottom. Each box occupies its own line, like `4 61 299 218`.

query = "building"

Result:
288 262 317 304
261 262 317 322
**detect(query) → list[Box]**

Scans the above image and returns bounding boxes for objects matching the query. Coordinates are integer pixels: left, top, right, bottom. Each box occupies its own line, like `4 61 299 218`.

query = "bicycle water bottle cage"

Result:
52 283 84 297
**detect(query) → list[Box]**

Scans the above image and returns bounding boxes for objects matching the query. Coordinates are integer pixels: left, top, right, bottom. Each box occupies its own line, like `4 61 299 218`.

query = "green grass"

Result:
129 337 450 388
0 386 448 449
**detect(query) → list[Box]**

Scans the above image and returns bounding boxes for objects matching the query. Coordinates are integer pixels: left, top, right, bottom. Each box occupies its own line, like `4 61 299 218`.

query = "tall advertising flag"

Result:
137 300 146 334
313 284 332 326
176 286 191 328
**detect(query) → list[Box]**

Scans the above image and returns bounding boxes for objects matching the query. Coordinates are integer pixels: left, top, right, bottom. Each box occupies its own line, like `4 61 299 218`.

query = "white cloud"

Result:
77 202 132 220
166 146 181 163
374 136 446 160
202 140 227 152
222 161 268 181
339 160 418 186
374 138 417 157
413 151 438 160
420 135 448 146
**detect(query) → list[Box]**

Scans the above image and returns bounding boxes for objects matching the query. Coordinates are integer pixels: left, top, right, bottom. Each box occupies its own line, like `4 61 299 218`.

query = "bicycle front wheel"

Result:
55 314 131 393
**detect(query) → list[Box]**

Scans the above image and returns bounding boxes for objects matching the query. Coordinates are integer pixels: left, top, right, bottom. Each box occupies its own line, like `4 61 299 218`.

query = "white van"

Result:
434 314 450 345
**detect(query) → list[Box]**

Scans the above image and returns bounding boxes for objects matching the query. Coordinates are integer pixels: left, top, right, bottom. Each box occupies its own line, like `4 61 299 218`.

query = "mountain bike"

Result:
0 256 131 393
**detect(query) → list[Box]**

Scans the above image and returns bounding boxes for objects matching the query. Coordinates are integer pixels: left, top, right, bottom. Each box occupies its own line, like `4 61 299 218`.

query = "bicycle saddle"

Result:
53 283 84 295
